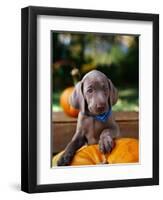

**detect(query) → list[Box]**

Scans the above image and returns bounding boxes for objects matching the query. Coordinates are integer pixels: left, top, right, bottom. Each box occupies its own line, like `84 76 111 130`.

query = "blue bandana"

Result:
94 108 112 123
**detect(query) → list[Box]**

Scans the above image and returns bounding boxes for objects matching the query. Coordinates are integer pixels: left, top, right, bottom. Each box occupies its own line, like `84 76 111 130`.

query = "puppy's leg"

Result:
99 124 119 154
57 133 86 166
99 129 115 154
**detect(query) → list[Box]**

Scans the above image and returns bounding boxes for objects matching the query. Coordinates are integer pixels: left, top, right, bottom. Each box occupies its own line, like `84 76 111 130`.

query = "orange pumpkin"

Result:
60 87 79 117
52 138 139 166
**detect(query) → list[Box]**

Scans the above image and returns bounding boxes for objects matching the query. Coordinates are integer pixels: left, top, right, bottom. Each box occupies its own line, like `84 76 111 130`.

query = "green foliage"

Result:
113 88 138 111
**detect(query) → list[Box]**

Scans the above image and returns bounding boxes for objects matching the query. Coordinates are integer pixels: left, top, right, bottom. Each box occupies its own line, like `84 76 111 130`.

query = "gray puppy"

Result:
57 70 120 166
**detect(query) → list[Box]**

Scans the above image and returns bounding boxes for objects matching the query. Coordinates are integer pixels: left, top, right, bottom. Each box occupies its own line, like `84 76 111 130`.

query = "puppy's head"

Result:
70 70 118 115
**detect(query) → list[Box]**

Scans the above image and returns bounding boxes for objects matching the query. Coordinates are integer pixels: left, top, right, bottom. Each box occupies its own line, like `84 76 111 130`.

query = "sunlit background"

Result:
52 32 139 113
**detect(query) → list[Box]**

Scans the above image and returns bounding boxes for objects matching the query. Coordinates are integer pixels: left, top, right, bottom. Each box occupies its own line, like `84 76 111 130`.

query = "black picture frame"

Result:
21 6 159 193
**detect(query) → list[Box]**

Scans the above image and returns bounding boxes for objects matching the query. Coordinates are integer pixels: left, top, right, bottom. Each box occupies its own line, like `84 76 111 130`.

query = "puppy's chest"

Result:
83 117 109 144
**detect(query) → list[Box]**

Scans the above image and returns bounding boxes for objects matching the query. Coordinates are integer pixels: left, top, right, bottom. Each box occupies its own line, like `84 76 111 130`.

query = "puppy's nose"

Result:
97 104 105 112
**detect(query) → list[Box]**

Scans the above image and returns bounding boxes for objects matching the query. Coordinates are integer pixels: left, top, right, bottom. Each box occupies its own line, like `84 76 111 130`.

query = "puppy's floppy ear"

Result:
69 81 86 113
107 79 118 106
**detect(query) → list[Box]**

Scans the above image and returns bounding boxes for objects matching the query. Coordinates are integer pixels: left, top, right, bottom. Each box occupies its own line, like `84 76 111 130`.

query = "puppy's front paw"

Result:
57 152 73 166
99 134 115 154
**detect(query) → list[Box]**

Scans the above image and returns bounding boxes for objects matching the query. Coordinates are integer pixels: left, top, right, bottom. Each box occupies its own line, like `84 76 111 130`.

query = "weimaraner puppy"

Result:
57 70 120 166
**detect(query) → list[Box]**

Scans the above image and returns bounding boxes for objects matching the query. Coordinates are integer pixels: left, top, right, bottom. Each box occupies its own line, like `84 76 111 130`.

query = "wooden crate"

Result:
52 111 139 154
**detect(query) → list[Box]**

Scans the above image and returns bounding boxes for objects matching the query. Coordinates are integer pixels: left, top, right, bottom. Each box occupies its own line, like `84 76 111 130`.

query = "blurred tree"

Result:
52 32 139 112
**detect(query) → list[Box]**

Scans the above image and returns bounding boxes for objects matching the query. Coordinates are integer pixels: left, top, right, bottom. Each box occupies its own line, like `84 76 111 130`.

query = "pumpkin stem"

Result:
71 68 80 86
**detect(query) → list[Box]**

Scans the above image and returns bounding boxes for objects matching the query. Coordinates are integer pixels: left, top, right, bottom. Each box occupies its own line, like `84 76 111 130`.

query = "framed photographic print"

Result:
21 6 159 193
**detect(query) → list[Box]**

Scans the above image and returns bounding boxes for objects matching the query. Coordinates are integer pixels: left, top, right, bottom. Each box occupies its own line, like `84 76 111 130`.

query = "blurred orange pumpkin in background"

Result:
60 87 79 118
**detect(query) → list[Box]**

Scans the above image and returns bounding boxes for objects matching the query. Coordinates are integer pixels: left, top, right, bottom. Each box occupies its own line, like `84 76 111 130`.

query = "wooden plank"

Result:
119 121 139 138
52 111 138 123
52 118 139 153
52 123 76 153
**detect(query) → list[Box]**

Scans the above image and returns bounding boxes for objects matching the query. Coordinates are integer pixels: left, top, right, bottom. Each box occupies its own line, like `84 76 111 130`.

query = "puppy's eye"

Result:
87 88 93 93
